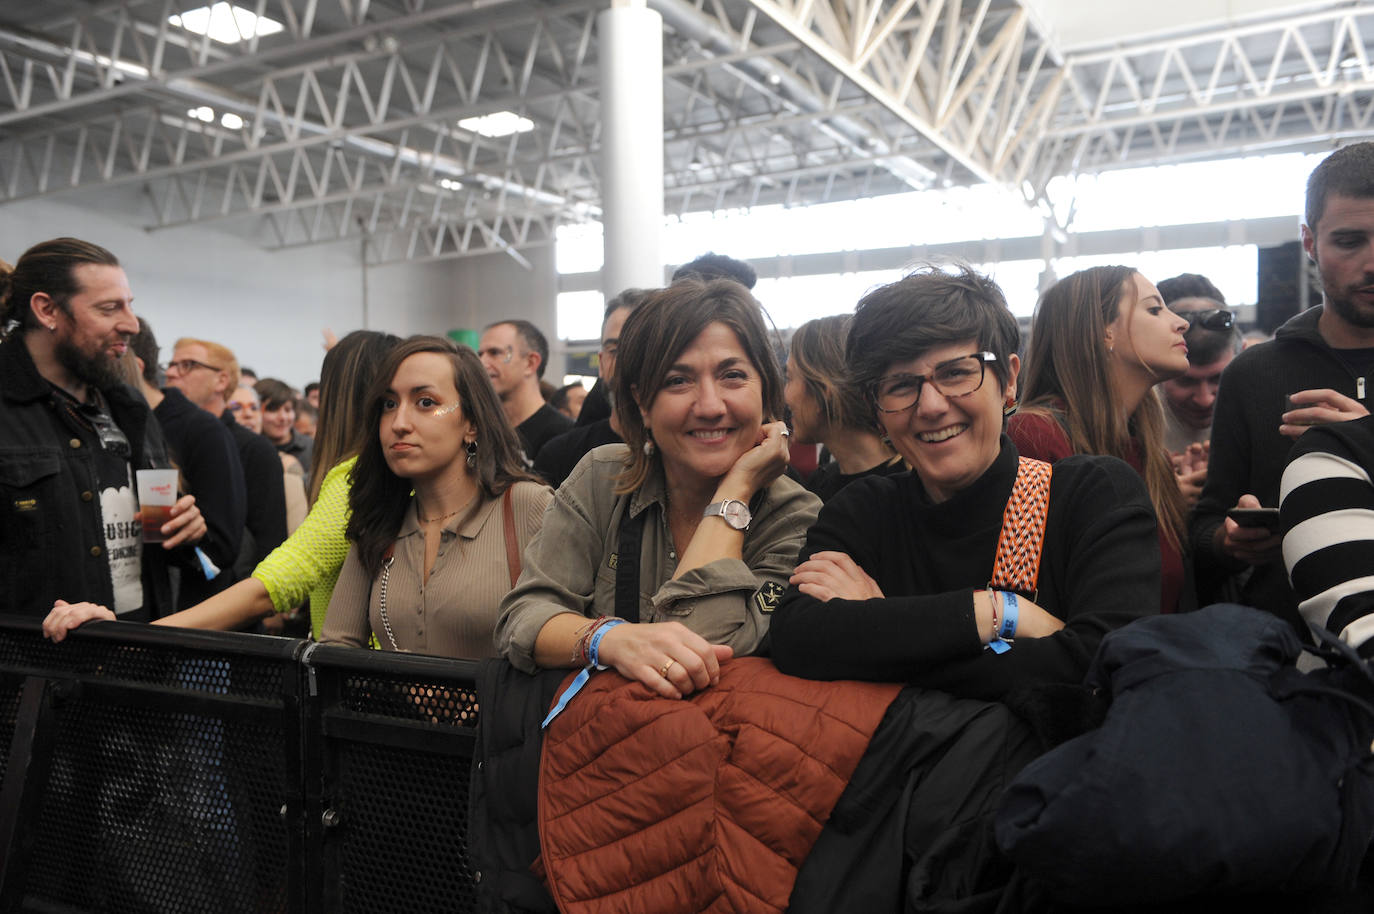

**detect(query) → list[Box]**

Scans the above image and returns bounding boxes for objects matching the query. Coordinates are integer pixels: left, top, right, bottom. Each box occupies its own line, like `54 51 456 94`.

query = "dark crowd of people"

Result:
5 140 1374 911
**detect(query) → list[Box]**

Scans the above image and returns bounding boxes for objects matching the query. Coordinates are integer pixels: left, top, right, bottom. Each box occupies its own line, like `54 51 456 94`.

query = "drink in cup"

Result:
136 469 178 544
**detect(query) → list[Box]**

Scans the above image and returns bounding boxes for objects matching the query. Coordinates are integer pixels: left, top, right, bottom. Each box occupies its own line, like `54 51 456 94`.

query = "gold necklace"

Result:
417 506 463 525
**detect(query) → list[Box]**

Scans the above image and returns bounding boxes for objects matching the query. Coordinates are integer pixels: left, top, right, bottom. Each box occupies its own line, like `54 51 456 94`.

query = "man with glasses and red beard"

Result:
0 237 206 618
1193 142 1374 630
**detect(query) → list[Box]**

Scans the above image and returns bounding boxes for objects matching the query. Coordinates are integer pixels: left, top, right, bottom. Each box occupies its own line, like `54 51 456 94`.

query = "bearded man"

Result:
0 237 206 617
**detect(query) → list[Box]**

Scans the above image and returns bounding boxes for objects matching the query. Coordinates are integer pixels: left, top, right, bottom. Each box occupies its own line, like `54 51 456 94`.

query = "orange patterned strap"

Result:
989 457 1053 597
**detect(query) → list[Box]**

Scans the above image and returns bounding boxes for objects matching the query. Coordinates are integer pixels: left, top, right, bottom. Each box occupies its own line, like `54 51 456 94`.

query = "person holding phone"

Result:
1192 142 1373 637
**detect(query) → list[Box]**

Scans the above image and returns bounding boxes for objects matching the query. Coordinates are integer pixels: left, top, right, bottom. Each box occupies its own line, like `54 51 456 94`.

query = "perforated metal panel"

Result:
322 668 480 914
27 698 290 914
340 671 480 728
330 740 476 913
0 624 487 914
0 625 300 914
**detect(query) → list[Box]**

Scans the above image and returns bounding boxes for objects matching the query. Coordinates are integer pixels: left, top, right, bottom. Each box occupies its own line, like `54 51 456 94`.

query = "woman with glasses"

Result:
784 314 904 502
497 278 820 697
770 265 1160 699
1009 265 1192 613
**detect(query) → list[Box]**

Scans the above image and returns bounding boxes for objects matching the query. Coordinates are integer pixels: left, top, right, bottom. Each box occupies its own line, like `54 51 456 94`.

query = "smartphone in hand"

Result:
1226 507 1281 531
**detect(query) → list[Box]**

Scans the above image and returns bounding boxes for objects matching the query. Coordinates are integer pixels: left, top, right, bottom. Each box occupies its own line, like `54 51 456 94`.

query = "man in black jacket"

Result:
0 237 207 618
1192 141 1374 633
128 318 246 605
166 335 288 578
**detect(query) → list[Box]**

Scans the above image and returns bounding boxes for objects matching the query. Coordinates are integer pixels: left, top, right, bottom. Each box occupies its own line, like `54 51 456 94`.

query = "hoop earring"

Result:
465 440 477 469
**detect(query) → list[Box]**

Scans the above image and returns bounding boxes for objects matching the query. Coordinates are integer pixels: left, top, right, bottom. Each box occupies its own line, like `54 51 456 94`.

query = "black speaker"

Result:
1256 240 1306 334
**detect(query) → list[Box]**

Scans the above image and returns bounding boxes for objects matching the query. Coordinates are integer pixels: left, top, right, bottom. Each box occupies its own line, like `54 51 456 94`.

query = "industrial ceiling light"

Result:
169 3 285 44
458 112 535 138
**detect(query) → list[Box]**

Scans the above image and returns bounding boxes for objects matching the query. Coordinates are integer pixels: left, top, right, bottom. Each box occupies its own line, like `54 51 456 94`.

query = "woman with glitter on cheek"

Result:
319 336 552 658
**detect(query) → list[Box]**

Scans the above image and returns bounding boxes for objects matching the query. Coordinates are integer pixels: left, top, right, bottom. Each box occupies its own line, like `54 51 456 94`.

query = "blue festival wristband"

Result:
542 618 627 728
998 591 1019 640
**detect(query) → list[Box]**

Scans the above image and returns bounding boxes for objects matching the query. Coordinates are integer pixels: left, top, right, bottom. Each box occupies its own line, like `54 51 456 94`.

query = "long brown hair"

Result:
347 335 540 576
612 279 784 494
1019 265 1187 551
308 330 401 504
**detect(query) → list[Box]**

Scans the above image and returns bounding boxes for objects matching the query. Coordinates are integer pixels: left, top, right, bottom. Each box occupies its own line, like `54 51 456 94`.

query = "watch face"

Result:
722 500 750 529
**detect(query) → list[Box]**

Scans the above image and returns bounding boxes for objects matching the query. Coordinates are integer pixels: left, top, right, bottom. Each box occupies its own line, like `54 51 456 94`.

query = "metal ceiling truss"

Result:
723 0 1060 187
1 0 1370 263
1018 5 1374 201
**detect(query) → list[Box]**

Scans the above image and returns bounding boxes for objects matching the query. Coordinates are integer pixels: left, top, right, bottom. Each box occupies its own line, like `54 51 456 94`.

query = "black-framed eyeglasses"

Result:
1177 308 1234 332
164 358 222 375
872 351 997 413
227 401 260 414
478 345 513 364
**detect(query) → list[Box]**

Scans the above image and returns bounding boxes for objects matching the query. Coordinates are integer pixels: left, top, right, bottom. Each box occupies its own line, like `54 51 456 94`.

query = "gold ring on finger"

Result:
658 659 675 679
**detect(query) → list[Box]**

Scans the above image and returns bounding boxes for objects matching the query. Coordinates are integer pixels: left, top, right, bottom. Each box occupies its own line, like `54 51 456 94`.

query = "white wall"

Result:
447 244 563 378
0 186 557 388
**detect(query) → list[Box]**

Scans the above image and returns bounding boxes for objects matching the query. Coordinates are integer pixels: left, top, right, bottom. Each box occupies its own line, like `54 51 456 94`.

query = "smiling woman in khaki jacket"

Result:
495 279 821 699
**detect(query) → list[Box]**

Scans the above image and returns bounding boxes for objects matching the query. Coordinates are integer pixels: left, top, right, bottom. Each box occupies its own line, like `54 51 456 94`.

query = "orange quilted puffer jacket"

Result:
538 657 903 914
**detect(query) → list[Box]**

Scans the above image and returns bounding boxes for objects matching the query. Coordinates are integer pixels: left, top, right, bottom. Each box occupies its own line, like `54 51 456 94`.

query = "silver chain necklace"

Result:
377 555 406 652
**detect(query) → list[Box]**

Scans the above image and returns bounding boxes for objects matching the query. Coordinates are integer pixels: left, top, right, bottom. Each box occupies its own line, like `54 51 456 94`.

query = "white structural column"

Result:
598 0 665 297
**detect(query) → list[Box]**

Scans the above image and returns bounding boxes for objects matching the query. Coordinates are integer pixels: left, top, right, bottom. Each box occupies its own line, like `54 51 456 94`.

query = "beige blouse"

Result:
321 480 552 658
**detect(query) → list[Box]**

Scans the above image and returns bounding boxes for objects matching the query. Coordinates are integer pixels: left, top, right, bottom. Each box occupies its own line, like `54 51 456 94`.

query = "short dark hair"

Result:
1 237 120 334
304 381 320 396
255 378 296 411
486 319 551 379
604 287 652 323
549 382 583 412
671 252 757 289
129 317 160 385
847 264 1020 404
614 279 784 493
1157 273 1226 305
1306 141 1374 229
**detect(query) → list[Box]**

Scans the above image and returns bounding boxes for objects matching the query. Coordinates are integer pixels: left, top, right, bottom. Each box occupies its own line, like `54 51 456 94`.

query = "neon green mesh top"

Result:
252 456 355 639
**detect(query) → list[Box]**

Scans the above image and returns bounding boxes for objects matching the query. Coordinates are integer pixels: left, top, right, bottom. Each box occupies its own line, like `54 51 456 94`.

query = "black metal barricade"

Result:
0 617 482 914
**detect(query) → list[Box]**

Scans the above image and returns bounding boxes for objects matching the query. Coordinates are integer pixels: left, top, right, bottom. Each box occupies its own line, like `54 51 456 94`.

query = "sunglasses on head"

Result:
1177 308 1234 332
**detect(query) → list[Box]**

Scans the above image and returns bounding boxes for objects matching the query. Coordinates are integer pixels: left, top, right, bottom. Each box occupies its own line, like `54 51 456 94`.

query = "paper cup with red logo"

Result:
136 469 179 544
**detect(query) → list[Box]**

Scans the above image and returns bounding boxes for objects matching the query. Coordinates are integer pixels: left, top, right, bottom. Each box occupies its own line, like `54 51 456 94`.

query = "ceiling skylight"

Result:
459 112 535 138
169 3 285 44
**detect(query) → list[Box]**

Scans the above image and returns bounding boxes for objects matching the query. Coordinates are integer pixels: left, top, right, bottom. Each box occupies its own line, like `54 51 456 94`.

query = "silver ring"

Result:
780 428 791 437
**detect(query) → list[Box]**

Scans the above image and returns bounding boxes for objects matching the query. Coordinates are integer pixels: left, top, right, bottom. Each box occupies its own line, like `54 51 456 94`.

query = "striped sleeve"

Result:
1280 449 1374 658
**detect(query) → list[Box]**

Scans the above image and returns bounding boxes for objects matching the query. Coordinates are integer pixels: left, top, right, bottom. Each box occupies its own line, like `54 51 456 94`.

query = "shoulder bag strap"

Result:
615 505 647 623
988 457 1053 598
502 487 521 588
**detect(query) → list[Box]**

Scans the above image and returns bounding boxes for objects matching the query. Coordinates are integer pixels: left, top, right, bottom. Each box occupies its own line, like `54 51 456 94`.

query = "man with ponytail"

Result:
0 237 206 618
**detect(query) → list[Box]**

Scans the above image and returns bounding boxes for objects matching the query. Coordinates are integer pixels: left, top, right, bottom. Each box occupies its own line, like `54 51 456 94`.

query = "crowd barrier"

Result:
0 616 483 914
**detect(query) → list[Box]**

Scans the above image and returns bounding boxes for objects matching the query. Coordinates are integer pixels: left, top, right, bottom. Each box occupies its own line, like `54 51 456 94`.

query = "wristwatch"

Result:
703 499 751 531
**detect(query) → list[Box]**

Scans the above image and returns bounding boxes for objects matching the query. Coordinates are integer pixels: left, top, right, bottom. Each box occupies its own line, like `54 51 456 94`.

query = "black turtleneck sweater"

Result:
770 438 1160 701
